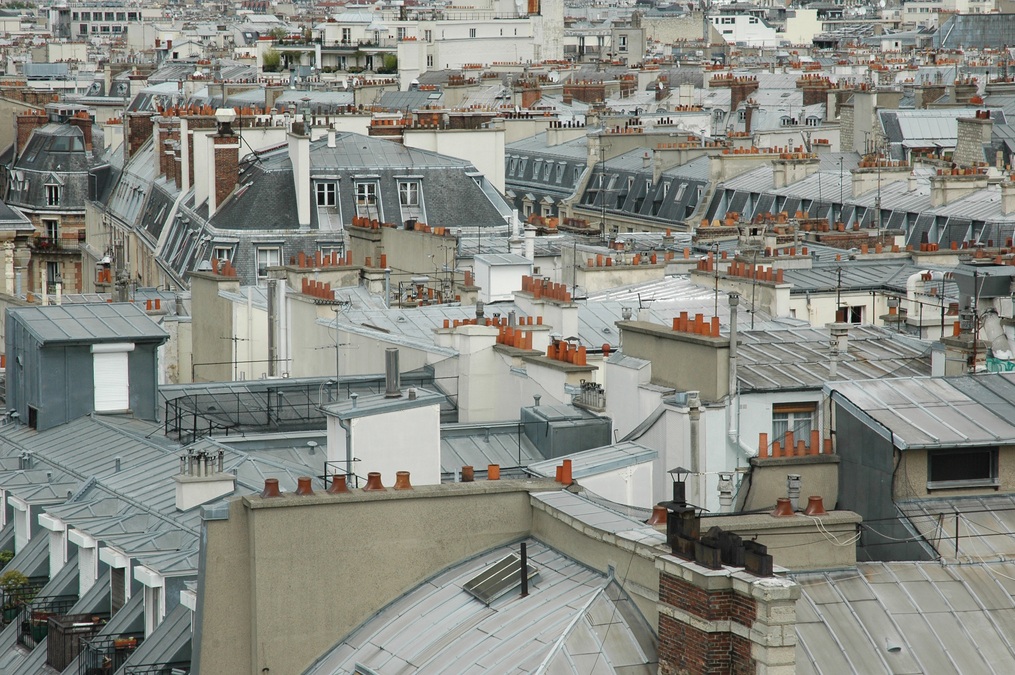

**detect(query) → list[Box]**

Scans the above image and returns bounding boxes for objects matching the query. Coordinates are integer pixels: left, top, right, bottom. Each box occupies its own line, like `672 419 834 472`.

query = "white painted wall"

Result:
580 462 655 509
349 403 442 485
403 127 506 194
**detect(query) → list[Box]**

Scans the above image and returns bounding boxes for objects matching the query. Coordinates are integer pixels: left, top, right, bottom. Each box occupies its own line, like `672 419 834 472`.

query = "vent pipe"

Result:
267 279 278 377
728 293 739 435
385 348 401 397
475 300 485 320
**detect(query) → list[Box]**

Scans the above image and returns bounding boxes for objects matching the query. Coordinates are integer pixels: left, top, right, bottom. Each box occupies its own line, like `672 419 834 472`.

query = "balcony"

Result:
16 595 83 651
78 632 144 674
122 663 191 675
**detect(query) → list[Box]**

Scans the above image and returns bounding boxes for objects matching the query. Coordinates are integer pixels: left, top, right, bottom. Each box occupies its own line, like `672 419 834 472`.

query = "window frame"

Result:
255 246 281 282
46 184 60 206
927 447 999 490
316 181 337 207
772 402 817 448
398 181 420 207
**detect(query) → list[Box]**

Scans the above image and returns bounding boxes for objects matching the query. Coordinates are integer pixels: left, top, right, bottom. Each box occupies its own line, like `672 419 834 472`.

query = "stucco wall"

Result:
894 445 1015 500
739 455 840 511
196 480 554 675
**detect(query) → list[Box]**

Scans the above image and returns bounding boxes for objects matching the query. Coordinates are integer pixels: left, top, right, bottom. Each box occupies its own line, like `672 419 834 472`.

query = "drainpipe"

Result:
267 279 277 377
726 293 756 457
688 390 703 506
337 416 353 481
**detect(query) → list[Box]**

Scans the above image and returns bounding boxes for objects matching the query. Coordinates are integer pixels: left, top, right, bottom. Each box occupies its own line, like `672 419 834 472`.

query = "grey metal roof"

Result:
782 260 958 297
9 302 170 345
474 252 532 266
440 423 542 473
827 373 1015 450
528 441 657 479
303 538 658 675
898 494 1015 563
738 325 931 392
322 387 445 420
794 560 1015 675
119 602 192 671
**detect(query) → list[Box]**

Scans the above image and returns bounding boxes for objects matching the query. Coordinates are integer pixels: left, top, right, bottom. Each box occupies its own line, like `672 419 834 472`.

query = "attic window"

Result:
462 553 538 605
46 185 60 206
928 448 998 490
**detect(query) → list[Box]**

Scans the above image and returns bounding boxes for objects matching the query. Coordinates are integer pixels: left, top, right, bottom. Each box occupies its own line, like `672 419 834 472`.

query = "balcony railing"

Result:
78 632 144 675
122 662 191 675
16 595 81 651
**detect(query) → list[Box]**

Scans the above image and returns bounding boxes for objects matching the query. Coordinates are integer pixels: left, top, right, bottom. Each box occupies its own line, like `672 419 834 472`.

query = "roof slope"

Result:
303 539 658 675
9 302 170 345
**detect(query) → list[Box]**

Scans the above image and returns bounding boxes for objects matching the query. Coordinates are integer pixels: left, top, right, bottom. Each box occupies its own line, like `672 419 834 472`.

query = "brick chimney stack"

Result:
211 108 240 215
15 110 48 157
67 111 93 152
125 112 154 160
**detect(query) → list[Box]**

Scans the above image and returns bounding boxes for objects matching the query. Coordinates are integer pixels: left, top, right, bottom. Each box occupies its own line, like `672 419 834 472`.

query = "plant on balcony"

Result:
377 54 398 74
0 550 13 568
0 570 31 622
263 48 282 73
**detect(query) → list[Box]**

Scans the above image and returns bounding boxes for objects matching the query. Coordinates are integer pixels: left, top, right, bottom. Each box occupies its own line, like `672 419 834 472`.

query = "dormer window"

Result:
46 185 60 206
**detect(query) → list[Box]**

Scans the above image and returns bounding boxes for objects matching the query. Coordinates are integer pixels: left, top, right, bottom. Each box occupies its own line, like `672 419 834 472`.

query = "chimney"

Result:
15 111 47 157
172 449 235 511
327 128 336 147
828 322 849 378
1003 182 1015 216
125 112 154 160
385 347 401 397
210 108 240 215
68 112 93 152
743 102 758 135
953 111 994 168
288 128 311 227
729 77 759 120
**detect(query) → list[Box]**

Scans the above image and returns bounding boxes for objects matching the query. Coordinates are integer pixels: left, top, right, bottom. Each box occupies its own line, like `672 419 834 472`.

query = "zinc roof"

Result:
826 373 1015 450
794 560 1015 675
898 494 1015 563
528 442 657 479
10 302 169 345
440 423 542 473
303 538 658 675
737 325 931 392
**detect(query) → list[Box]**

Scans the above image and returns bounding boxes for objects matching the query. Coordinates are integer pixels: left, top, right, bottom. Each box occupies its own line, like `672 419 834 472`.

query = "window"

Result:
508 158 517 175
427 55 433 67
320 244 344 260
397 27 406 40
116 12 125 21
46 261 60 290
316 182 336 206
355 182 379 218
424 29 432 42
46 185 60 206
543 163 551 181
213 245 234 261
72 11 78 20
573 167 580 183
928 448 998 489
848 306 863 324
518 158 527 175
104 12 114 21
663 182 670 198
398 181 419 206
772 403 815 448
80 11 90 20
532 159 542 179
618 35 628 52
469 28 476 37
674 183 686 201
556 164 564 183
44 219 58 242
256 247 281 280
128 11 137 20
79 24 88 34
342 27 351 42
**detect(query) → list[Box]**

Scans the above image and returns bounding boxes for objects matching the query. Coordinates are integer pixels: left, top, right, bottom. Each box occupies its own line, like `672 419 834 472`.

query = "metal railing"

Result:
16 595 79 650
122 662 190 675
0 576 49 627
79 632 144 675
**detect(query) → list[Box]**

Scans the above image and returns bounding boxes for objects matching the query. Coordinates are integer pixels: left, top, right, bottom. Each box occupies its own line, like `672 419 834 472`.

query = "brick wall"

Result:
213 135 240 209
127 113 153 159
16 112 47 156
840 104 854 153
656 556 799 675
953 117 991 168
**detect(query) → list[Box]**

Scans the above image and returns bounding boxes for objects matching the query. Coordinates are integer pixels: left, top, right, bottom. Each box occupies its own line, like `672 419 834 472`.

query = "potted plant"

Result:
0 570 31 623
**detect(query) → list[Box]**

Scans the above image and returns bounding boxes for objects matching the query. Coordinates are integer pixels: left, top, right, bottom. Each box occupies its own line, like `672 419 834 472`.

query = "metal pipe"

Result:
520 542 528 597
384 348 401 398
267 279 277 377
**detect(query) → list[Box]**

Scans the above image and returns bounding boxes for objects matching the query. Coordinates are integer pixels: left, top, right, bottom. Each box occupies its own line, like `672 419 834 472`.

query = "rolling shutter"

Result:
92 343 133 412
